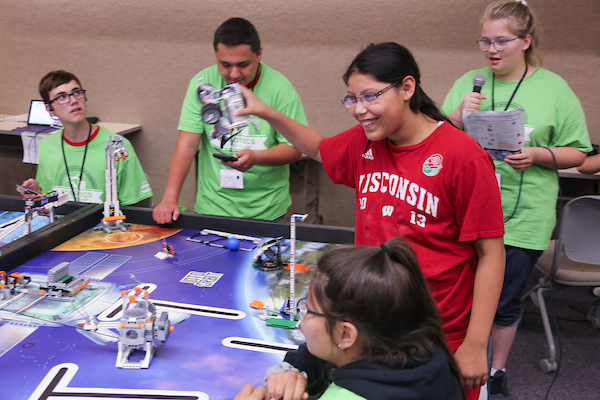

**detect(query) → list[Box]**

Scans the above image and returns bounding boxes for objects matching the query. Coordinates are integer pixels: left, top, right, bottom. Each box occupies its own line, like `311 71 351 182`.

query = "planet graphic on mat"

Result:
53 224 182 251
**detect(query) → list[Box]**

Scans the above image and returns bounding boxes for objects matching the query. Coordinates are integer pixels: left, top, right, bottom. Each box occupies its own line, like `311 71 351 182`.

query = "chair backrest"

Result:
558 195 600 265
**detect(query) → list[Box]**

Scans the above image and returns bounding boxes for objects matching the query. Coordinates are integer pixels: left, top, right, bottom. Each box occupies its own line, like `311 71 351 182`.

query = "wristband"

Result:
263 362 308 386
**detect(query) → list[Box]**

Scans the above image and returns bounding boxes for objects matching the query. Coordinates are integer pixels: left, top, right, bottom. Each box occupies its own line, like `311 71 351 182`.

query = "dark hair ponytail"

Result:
311 237 464 398
343 42 447 122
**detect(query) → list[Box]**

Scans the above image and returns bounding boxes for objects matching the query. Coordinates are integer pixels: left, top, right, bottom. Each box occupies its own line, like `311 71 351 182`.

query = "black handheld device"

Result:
213 153 238 162
16 184 41 195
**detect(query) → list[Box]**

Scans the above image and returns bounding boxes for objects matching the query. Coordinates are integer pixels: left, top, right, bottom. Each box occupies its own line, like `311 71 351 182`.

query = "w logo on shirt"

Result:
382 205 394 217
362 148 374 160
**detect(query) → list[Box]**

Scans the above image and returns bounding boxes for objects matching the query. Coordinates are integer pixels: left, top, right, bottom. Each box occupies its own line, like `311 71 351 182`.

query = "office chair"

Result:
523 195 600 373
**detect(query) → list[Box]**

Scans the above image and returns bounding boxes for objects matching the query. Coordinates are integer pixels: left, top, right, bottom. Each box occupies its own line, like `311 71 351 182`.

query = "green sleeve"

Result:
550 81 592 152
35 133 59 194
441 73 473 119
116 138 153 205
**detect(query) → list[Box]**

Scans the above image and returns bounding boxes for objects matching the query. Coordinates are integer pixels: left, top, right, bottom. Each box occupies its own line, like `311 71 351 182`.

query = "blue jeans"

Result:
494 245 543 326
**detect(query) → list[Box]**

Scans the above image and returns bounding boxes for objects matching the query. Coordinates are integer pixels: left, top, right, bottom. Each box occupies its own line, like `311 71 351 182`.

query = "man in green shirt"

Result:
152 18 307 222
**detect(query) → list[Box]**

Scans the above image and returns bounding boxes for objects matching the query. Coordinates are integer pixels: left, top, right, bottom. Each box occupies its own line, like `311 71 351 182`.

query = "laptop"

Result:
12 100 63 133
28 100 58 125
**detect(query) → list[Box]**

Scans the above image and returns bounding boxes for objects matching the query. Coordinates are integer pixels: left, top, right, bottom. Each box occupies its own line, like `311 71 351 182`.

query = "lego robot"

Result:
0 190 68 242
197 80 259 147
98 136 130 233
252 237 283 270
83 287 173 369
44 262 90 301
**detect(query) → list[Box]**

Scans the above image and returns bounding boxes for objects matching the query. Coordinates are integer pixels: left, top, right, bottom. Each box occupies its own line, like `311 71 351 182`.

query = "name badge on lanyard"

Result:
220 169 244 189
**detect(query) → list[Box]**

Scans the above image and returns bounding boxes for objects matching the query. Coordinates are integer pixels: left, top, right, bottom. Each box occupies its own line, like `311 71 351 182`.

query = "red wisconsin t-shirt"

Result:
320 122 504 339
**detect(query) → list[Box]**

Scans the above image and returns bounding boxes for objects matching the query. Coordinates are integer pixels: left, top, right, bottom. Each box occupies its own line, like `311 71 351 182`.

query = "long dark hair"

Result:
310 237 463 394
343 42 446 122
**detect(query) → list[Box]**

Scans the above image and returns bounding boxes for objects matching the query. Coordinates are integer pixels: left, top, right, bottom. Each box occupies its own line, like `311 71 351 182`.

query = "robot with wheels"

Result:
252 237 283 270
197 79 259 148
83 286 173 369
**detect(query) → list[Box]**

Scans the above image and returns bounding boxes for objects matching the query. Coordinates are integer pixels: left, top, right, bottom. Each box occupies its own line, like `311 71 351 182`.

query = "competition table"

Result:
0 196 87 250
0 195 353 400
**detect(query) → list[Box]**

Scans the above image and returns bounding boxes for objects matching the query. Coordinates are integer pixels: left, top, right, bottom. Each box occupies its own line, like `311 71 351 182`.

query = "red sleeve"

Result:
453 153 505 242
320 125 366 189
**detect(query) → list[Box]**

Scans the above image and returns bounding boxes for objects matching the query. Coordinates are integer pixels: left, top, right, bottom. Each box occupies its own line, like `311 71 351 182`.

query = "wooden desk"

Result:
0 114 28 134
0 114 142 137
558 167 600 181
558 167 600 201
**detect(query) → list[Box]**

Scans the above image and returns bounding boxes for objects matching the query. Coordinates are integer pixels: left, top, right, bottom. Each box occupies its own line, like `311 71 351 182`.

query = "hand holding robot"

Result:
197 80 260 148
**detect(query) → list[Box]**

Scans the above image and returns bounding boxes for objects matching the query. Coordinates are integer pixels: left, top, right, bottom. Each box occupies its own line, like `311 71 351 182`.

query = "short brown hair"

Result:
213 18 261 54
39 70 82 104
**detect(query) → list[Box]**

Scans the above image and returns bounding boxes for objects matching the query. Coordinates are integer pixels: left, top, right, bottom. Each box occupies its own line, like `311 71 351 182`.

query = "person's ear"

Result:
256 46 263 62
336 321 359 350
399 76 416 101
522 34 532 51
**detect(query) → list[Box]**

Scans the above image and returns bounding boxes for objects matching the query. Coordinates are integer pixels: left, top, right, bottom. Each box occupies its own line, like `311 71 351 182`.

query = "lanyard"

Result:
491 64 528 111
61 124 92 202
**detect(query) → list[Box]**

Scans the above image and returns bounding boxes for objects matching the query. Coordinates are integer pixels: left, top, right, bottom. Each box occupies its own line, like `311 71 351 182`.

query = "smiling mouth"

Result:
360 119 377 129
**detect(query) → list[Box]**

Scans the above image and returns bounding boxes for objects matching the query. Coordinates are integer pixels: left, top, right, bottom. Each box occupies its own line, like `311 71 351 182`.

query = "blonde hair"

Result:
482 1 542 66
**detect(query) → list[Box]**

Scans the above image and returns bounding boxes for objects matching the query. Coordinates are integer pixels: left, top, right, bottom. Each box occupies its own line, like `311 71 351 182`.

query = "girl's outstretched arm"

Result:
236 85 325 163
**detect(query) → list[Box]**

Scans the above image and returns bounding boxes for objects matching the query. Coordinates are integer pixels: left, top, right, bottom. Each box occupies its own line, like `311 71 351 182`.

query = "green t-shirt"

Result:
36 126 152 205
442 67 591 250
178 63 307 220
320 383 365 400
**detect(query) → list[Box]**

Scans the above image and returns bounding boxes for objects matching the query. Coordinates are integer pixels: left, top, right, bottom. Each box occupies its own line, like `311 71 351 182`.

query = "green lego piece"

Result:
266 318 298 329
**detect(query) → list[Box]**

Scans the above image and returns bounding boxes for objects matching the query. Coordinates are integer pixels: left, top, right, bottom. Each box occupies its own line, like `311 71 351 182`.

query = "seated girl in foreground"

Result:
235 237 464 400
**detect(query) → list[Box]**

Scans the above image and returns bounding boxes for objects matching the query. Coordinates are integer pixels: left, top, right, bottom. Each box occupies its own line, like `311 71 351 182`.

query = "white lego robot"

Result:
83 287 173 369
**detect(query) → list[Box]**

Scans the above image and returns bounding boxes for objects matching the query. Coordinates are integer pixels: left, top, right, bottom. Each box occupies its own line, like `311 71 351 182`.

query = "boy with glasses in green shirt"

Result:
17 70 152 206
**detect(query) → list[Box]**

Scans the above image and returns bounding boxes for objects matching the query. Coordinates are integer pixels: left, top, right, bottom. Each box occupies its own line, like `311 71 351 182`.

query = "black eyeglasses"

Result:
296 297 326 321
341 81 400 108
50 89 87 105
476 37 520 52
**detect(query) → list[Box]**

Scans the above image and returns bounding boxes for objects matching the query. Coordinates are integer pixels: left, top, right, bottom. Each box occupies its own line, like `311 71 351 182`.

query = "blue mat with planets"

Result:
0 224 335 400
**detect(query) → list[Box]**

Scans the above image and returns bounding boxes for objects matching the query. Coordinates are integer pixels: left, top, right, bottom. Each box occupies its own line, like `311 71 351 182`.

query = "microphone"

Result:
473 73 487 93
